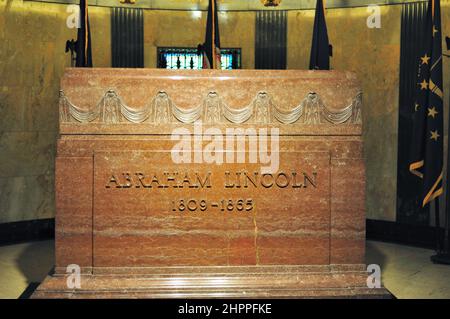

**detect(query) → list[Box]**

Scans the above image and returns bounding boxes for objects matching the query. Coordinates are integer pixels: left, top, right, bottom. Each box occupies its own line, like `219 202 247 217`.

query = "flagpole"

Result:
430 0 450 264
212 0 216 69
431 66 450 264
444 31 450 260
445 73 450 253
440 49 450 257
435 198 441 252
85 0 88 65
431 0 441 256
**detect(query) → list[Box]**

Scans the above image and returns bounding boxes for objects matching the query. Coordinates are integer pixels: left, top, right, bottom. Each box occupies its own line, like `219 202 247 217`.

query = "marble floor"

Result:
0 240 449 299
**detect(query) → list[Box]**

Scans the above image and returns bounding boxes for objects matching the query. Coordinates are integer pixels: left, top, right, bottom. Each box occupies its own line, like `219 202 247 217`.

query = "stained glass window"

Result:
157 48 241 70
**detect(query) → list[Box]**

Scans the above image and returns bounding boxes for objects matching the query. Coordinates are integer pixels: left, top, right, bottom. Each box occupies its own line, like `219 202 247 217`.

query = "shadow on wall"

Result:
15 240 54 298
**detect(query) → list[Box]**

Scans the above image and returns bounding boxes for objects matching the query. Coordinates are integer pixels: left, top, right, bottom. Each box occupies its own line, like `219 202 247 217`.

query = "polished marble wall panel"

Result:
2 1 449 224
0 1 110 223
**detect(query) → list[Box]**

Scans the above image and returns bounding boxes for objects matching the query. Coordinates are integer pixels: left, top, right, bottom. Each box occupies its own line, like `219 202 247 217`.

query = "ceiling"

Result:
25 0 427 11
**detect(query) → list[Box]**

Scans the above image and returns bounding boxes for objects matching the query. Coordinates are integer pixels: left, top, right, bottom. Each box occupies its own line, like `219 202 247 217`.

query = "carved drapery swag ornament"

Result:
59 90 362 125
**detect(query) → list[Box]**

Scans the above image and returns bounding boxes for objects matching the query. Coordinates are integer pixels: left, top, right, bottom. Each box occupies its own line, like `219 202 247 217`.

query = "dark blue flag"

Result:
309 0 330 70
75 0 93 67
409 0 444 207
202 0 221 69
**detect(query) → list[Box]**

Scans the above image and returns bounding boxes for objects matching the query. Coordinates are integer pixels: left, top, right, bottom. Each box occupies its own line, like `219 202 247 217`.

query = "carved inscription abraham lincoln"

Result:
105 170 318 189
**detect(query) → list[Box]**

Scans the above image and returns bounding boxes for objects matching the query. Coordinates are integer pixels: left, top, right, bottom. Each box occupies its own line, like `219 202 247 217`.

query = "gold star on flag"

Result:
428 107 438 118
420 54 430 65
415 103 420 111
433 26 438 37
419 79 428 90
430 130 440 141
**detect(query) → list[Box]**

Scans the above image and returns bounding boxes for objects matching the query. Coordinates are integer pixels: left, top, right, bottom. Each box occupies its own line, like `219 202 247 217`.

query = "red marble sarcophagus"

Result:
33 68 389 298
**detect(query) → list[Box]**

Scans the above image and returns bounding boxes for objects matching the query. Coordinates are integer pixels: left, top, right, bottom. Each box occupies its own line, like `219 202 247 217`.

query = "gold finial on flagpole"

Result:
432 0 435 20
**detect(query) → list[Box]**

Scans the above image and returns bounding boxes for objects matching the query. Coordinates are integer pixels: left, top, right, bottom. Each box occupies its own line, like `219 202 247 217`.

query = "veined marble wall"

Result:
288 6 404 221
1 0 449 223
143 10 255 69
0 0 110 223
288 4 450 222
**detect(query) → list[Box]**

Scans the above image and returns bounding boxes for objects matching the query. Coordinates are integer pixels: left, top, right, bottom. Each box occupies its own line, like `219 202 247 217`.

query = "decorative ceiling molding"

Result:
24 0 427 11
